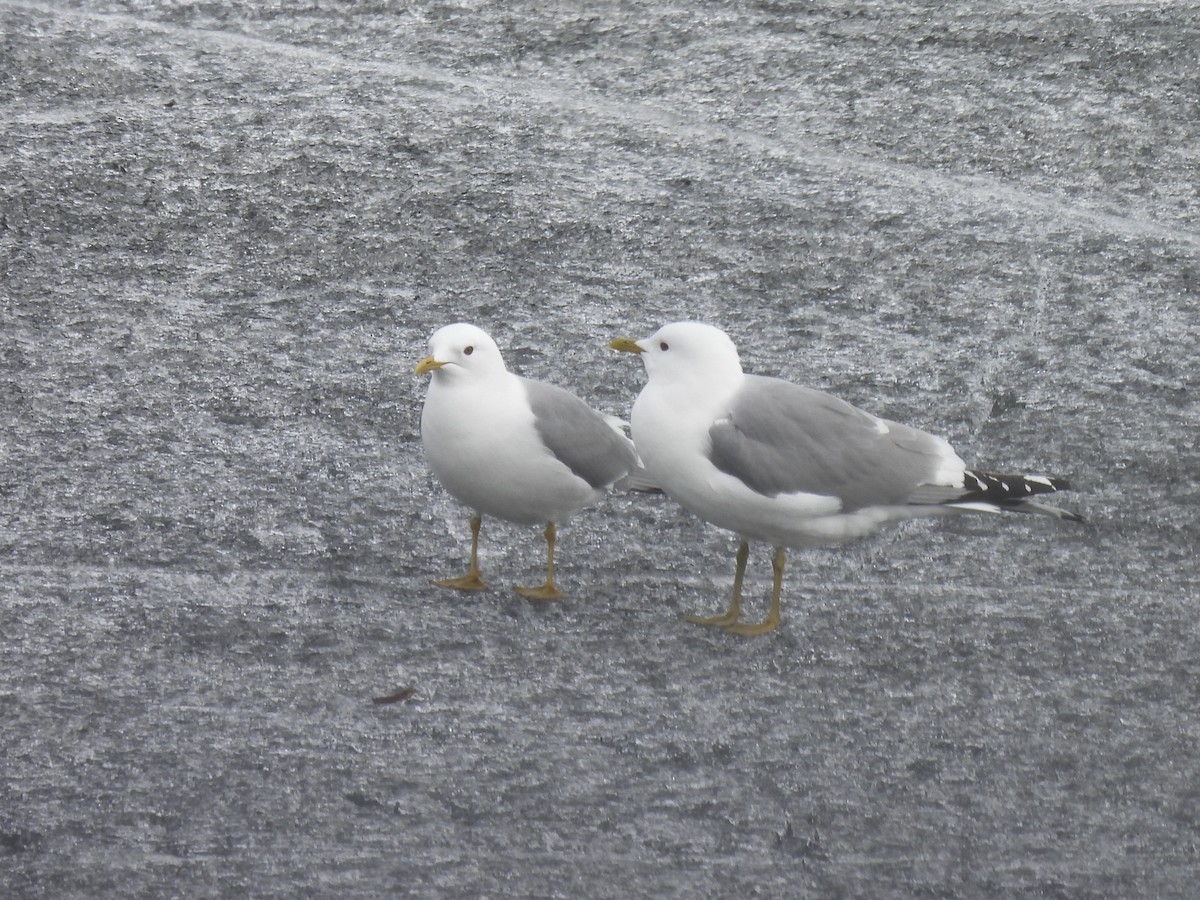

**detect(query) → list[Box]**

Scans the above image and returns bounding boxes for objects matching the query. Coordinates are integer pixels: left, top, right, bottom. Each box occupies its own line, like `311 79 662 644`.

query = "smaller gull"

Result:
610 322 1083 636
416 323 638 600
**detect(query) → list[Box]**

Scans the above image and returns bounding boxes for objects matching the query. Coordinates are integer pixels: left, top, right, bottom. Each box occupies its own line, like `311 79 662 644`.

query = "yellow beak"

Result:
608 337 645 354
414 355 447 374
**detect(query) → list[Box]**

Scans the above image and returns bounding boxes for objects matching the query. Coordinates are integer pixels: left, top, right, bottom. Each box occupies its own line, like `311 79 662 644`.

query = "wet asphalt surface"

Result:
2 1 1199 897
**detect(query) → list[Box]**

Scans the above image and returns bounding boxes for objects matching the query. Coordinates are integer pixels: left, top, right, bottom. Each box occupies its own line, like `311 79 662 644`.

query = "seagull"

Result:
416 323 638 600
610 321 1083 635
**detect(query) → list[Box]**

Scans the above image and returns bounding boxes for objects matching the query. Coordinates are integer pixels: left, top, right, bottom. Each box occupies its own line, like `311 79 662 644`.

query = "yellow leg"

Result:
432 514 490 591
515 522 566 601
684 540 749 626
725 546 785 636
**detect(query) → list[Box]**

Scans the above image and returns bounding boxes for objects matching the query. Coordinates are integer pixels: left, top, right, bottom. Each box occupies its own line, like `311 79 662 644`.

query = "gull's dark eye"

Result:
464 346 474 356
659 341 669 351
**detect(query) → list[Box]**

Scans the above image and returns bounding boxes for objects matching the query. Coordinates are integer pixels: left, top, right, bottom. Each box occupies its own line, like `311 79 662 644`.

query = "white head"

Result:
610 321 743 388
414 323 507 380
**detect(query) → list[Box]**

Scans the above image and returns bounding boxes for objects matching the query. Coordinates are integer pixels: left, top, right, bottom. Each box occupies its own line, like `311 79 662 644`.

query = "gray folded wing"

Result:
708 375 956 511
522 377 639 490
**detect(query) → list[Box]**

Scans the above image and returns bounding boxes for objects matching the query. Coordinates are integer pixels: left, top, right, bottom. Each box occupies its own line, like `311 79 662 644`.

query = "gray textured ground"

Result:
2 1 1198 897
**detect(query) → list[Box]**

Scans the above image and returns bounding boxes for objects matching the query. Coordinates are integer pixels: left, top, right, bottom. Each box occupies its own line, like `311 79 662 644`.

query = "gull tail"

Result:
602 415 662 494
615 464 663 494
941 470 1085 523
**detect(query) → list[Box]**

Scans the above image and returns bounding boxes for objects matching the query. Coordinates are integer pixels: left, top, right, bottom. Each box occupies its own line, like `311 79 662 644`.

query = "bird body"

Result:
611 321 1081 634
421 372 615 526
633 372 940 546
417 323 637 598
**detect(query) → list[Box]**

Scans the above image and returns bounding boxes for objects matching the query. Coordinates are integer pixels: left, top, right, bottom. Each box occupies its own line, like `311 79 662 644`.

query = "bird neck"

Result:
634 370 741 431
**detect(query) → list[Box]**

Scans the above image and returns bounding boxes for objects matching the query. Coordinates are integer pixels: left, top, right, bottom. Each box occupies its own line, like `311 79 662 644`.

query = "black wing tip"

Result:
957 470 1085 523
963 470 1074 499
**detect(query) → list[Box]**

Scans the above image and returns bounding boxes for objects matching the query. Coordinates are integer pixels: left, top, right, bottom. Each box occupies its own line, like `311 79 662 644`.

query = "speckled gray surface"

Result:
2 1 1198 897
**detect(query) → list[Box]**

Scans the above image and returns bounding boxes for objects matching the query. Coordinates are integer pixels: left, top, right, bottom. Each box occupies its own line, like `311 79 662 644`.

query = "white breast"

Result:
421 374 603 525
